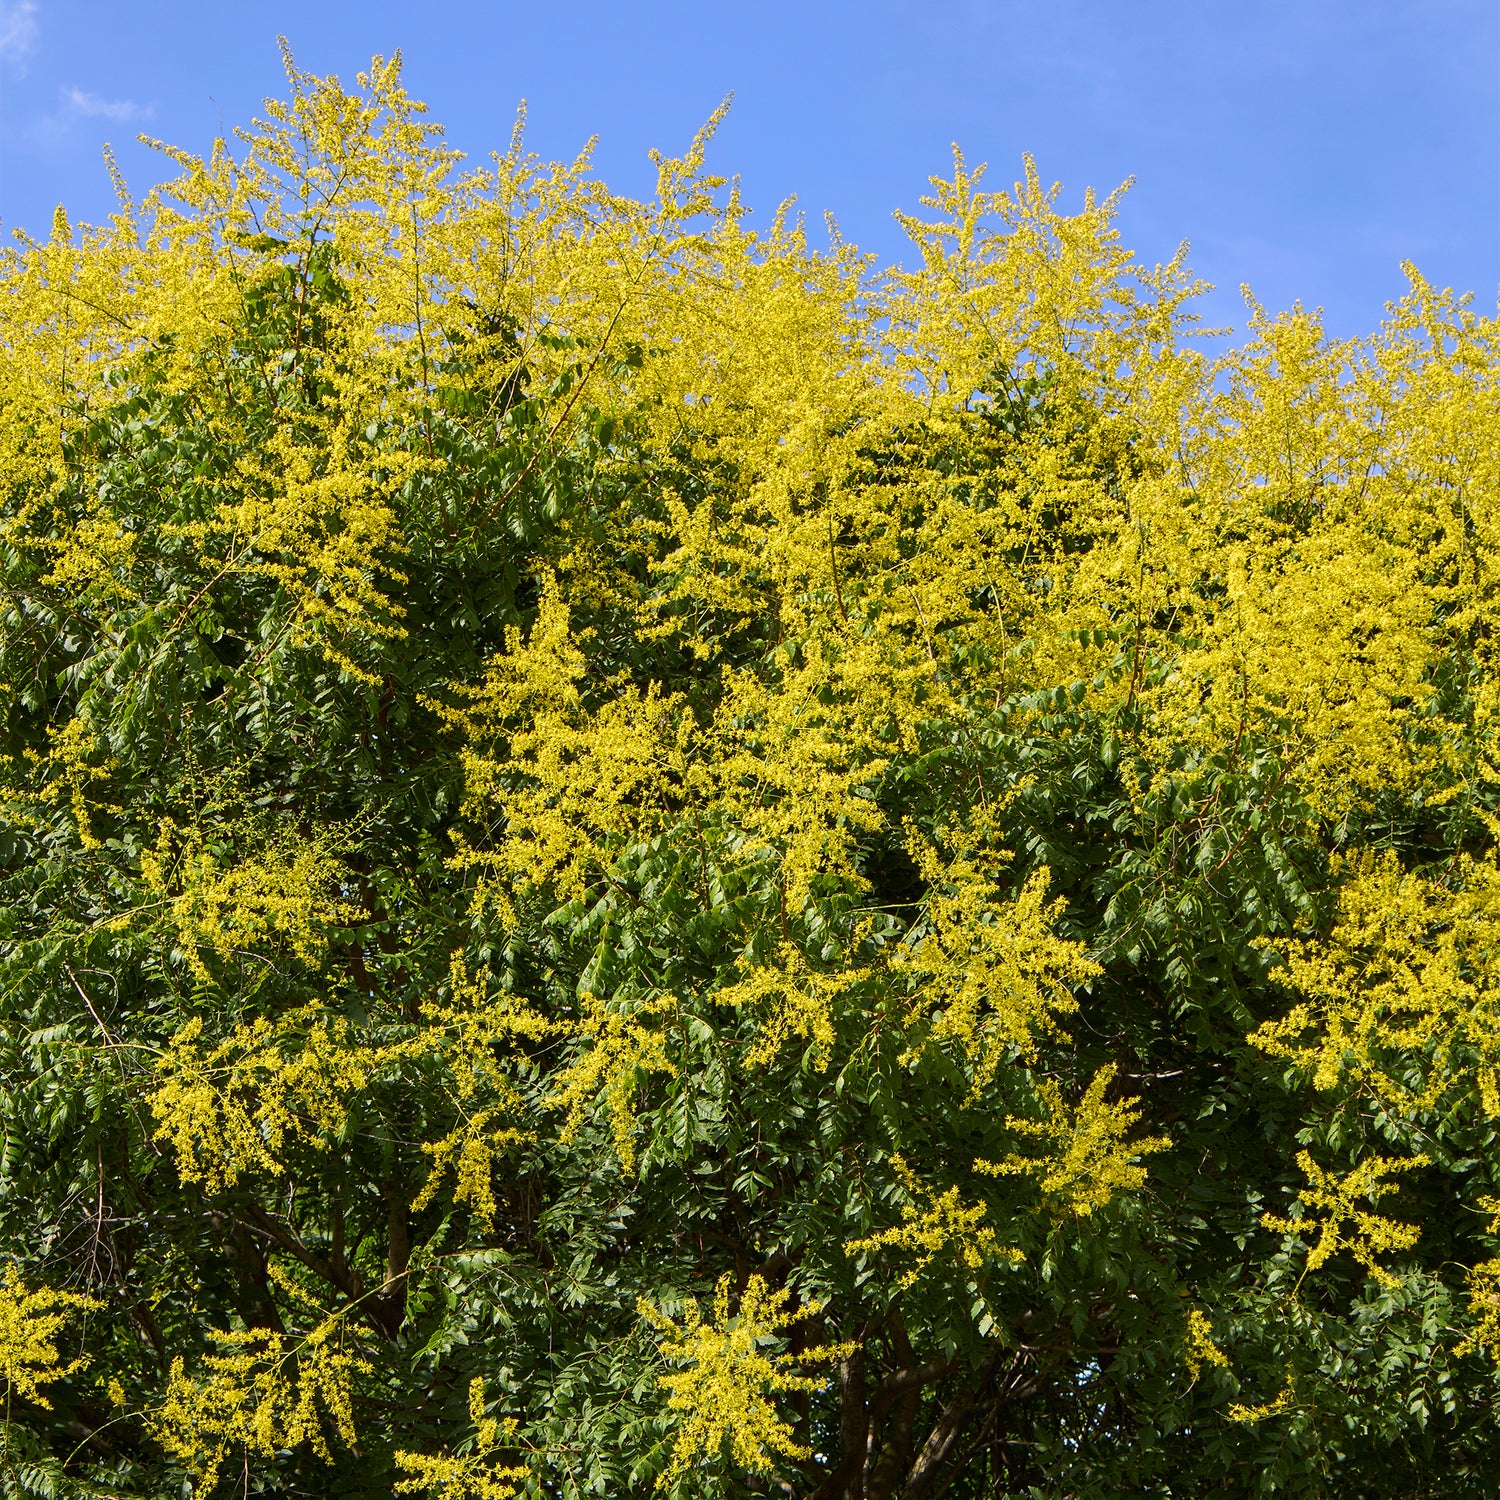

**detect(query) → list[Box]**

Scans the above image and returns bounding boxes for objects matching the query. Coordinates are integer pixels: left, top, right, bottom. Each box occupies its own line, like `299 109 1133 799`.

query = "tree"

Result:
1 44 1499 1499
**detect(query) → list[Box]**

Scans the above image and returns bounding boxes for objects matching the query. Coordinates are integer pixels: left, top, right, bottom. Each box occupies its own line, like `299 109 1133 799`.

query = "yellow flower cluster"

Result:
639 1275 852 1483
1261 1151 1427 1290
140 821 361 980
1227 1367 1298 1426
1254 853 1500 1118
845 1155 1025 1290
980 1065 1169 1218
408 956 553 1224
0 1265 100 1409
1451 1196 1500 1361
150 1315 369 1481
35 720 115 852
394 1379 529 1500
439 575 696 914
1183 1306 1229 1382
149 1009 383 1190
1458 1259 1500 1361
713 942 865 1070
548 991 678 1172
895 830 1097 1088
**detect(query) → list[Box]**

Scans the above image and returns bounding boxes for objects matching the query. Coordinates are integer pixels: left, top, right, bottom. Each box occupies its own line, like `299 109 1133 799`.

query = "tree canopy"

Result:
2 46 1499 1500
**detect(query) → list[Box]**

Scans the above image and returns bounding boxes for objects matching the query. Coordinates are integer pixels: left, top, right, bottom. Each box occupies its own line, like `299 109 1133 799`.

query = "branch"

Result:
899 1349 1004 1500
238 1200 355 1293
874 1356 959 1401
482 299 628 523
239 1200 408 1339
802 1316 881 1500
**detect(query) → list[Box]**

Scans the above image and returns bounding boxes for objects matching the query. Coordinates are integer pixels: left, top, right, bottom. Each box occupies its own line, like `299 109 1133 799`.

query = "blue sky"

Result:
0 0 1494 342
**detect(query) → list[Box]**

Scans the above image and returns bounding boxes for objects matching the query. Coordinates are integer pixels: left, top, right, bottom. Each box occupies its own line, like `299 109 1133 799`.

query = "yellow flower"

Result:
394 1379 529 1500
1261 1151 1427 1289
639 1275 853 1483
845 1155 1024 1290
0 1265 101 1409
148 1314 370 1480
979 1065 1169 1218
1183 1307 1229 1381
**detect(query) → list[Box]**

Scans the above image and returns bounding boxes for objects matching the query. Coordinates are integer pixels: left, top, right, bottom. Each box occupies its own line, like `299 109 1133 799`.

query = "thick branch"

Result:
239 1200 360 1300
874 1356 959 1402
864 1353 960 1498
382 1186 411 1330
900 1349 1004 1500
866 1385 921 1500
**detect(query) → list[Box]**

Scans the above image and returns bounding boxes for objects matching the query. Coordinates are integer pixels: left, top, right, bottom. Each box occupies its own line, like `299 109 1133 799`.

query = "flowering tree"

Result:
2 45 1499 1499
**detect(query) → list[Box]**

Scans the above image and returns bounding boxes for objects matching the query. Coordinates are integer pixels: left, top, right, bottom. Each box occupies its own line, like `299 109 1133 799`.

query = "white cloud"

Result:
60 85 152 123
0 0 38 67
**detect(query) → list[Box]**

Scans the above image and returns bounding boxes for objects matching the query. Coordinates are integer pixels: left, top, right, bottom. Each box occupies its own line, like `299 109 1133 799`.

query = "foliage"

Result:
1 41 1499 1498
